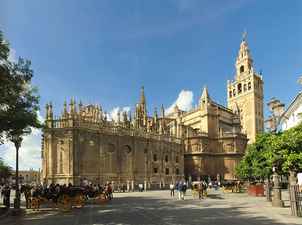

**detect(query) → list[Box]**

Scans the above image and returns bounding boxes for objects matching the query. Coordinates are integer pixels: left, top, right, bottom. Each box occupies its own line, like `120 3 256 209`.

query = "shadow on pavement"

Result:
0 195 300 225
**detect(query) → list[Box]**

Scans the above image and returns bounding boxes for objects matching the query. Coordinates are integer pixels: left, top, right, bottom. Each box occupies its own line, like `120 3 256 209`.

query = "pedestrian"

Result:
181 181 187 200
107 183 113 200
1 185 10 209
177 181 183 200
198 182 204 200
138 183 143 192
24 185 32 209
202 181 208 197
169 183 175 197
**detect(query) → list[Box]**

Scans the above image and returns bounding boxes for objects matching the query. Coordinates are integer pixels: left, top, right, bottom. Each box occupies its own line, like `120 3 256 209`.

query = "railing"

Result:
47 118 182 144
289 185 302 217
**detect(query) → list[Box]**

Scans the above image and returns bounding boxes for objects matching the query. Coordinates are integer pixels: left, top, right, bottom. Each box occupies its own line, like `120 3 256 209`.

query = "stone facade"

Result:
166 87 247 180
227 36 264 143
42 88 184 189
11 169 41 185
42 36 263 184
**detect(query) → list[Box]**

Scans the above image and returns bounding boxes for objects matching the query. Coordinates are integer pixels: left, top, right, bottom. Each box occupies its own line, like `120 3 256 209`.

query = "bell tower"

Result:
227 33 264 143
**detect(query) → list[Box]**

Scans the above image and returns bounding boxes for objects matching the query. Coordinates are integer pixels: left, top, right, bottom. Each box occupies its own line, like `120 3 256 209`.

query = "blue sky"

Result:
0 0 302 170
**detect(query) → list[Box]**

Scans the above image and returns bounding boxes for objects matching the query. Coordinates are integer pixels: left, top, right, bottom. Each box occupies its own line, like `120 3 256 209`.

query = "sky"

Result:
0 0 301 170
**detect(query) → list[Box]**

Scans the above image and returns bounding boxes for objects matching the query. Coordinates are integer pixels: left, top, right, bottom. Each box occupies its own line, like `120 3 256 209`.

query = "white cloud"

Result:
166 90 194 114
108 106 131 122
0 111 44 171
8 48 16 62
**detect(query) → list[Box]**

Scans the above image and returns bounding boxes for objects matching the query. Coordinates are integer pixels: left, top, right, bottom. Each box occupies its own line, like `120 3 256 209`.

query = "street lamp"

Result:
272 165 284 207
265 97 285 207
11 134 23 210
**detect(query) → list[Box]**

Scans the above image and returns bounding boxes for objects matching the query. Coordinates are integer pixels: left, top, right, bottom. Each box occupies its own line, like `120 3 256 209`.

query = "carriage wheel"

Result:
74 194 84 208
31 197 40 210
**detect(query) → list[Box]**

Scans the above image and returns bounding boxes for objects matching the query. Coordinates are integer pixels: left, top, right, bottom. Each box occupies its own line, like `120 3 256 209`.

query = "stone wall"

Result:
42 127 184 189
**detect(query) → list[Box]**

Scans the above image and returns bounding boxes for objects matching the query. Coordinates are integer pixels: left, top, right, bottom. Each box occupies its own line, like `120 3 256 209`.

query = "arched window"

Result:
153 154 157 162
165 168 169 175
165 155 168 162
229 91 232 98
175 156 179 163
243 84 247 92
176 168 180 175
238 83 242 94
248 82 252 90
240 65 244 73
233 89 236 97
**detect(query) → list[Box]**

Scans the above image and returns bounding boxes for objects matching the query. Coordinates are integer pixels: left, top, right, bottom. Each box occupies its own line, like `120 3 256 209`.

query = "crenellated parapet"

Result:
44 98 181 144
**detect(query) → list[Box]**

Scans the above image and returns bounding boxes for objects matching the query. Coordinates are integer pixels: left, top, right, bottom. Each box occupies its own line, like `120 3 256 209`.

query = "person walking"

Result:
181 181 187 200
1 185 11 209
138 183 143 192
169 183 175 197
202 180 208 198
177 181 183 200
198 182 204 200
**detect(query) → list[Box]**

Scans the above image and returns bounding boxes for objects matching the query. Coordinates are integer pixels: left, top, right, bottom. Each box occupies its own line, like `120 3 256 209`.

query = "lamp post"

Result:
272 166 284 207
12 134 23 209
265 97 285 207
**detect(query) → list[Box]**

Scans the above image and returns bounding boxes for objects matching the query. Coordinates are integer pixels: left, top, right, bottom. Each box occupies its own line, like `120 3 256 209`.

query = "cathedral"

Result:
41 36 264 188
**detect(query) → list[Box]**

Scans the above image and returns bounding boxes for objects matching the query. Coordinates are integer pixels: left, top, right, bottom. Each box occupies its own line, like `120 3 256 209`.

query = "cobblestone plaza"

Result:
1 189 301 225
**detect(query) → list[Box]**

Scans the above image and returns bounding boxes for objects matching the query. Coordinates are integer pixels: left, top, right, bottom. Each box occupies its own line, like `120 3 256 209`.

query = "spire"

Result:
122 111 128 122
129 111 132 122
236 31 254 77
153 107 158 123
48 102 53 119
154 107 158 118
242 30 247 42
45 103 49 120
161 104 165 118
63 100 68 116
116 110 120 124
200 86 211 103
140 86 146 105
78 100 83 112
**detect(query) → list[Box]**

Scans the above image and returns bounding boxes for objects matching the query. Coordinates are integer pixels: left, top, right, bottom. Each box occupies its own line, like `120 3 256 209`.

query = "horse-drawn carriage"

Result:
222 180 242 193
191 181 207 199
26 185 112 211
30 186 86 211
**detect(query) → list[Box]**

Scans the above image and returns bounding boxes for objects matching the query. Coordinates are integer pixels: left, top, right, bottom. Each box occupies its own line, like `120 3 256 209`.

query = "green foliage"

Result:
236 123 302 181
277 123 302 173
0 158 12 181
0 30 9 60
0 30 41 144
235 133 274 181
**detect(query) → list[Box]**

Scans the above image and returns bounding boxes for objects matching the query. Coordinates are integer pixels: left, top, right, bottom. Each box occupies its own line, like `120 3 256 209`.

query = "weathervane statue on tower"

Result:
242 30 247 41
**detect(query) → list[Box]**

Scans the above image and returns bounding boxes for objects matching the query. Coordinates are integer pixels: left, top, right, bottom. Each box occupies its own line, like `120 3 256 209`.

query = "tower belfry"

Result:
235 33 254 79
227 33 264 143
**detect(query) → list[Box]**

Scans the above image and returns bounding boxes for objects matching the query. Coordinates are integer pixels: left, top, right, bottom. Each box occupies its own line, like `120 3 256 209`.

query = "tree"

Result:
0 30 41 144
0 158 12 184
235 133 275 181
236 123 302 181
277 123 302 173
0 31 9 60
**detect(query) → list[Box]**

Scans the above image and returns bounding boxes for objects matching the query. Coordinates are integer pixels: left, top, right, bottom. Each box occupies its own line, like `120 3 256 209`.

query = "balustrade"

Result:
46 118 182 144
